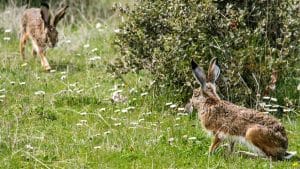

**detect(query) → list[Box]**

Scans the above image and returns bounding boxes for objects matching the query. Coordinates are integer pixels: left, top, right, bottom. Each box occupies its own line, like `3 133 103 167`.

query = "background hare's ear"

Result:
207 57 220 84
52 5 69 27
191 60 206 89
40 2 51 26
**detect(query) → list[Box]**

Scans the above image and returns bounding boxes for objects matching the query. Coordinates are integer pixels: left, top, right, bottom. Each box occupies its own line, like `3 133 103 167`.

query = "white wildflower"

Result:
76 89 84 94
188 137 197 141
61 75 67 81
283 108 293 112
76 123 83 126
297 84 300 91
114 29 121 33
4 29 12 33
143 112 152 116
91 48 98 52
112 90 127 103
270 98 277 102
150 80 156 86
65 39 71 44
271 105 280 108
10 81 15 85
140 92 148 96
264 108 277 112
50 69 56 73
121 109 128 113
99 108 106 112
104 131 111 135
3 37 11 41
170 104 177 108
109 85 119 91
80 112 87 116
25 144 34 150
94 146 101 149
126 106 135 110
19 82 26 85
177 107 185 111
114 123 122 126
129 88 137 93
96 23 102 29
21 63 27 68
259 102 266 108
69 83 78 88
130 122 139 126
34 90 45 95
151 123 157 127
168 137 175 144
89 56 101 61
0 95 5 99
165 102 172 106
83 44 90 48
177 113 188 116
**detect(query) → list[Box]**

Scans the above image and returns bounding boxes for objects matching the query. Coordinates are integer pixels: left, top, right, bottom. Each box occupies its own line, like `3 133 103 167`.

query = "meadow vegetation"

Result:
0 0 299 168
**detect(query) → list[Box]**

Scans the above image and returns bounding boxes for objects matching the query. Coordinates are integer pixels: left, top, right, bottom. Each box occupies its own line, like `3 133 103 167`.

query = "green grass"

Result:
0 17 300 169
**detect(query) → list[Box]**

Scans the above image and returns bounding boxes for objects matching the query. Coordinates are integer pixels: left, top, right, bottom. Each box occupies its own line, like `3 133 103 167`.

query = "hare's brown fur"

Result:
20 3 68 71
191 58 290 160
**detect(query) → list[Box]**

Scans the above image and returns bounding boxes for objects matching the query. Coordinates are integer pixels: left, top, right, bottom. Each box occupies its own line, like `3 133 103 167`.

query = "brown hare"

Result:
191 58 296 160
20 2 68 71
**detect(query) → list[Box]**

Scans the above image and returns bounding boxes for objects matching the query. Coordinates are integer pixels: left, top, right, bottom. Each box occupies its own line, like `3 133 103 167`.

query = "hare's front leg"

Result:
20 33 29 59
209 136 222 154
38 50 51 71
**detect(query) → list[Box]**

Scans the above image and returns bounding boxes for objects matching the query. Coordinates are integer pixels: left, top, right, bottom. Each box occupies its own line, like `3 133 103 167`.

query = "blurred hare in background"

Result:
191 58 296 160
20 2 68 71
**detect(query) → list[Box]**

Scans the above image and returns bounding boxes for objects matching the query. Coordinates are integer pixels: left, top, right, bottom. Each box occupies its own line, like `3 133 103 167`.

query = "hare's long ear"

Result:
41 2 51 26
191 60 206 89
207 57 220 84
52 5 68 27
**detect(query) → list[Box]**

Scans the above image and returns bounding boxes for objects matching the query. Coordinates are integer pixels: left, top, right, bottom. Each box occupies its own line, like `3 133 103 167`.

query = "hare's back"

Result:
22 8 43 25
222 101 286 133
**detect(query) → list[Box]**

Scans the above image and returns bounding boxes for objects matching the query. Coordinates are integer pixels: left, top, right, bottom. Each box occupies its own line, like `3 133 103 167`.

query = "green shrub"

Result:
114 0 300 106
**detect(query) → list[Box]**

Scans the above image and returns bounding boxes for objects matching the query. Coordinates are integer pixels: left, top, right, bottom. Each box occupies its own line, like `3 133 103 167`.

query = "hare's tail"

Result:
283 151 297 160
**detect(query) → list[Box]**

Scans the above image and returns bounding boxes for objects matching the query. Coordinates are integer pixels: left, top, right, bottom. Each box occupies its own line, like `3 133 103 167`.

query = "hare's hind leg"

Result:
20 33 29 59
245 125 287 160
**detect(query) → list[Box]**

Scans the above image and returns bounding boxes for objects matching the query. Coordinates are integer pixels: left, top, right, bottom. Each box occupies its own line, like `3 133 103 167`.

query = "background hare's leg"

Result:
245 125 286 160
209 136 222 154
32 48 37 57
229 141 235 153
20 33 29 59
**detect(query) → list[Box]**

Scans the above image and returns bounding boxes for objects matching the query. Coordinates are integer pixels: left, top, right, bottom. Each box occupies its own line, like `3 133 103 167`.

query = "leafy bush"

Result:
114 0 300 106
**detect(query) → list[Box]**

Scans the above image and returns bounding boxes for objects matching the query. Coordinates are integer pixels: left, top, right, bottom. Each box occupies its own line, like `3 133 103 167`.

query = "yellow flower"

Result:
292 162 299 167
